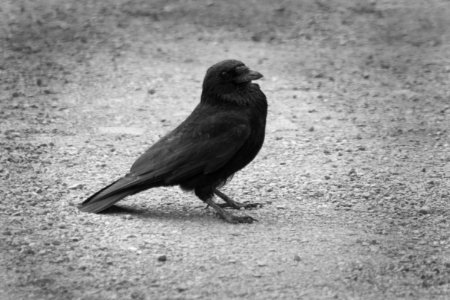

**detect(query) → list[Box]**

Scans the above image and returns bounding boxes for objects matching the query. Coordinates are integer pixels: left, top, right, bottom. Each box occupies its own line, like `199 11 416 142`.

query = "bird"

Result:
79 59 268 223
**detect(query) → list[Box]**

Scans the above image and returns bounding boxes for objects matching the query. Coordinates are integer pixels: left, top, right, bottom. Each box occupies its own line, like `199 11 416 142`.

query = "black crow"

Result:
79 59 267 223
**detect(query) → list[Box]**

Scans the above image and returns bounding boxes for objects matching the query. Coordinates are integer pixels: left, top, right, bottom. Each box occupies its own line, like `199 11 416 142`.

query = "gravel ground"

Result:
1 1 449 299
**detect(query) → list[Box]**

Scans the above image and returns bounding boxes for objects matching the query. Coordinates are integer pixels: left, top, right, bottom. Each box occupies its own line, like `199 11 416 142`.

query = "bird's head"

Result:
202 60 263 97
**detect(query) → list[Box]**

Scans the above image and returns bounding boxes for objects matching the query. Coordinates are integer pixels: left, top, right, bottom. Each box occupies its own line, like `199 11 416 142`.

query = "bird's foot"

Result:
203 197 257 224
218 202 262 210
213 189 262 210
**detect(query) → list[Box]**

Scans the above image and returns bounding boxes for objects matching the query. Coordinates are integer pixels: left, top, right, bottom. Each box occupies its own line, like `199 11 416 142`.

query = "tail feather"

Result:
79 176 139 213
79 190 133 213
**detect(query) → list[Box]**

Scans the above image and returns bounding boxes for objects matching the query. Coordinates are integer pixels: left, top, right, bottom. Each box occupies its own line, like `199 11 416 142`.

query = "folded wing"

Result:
112 111 251 194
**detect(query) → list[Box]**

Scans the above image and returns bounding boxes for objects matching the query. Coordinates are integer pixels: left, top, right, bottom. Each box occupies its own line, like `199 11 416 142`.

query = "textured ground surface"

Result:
1 0 449 299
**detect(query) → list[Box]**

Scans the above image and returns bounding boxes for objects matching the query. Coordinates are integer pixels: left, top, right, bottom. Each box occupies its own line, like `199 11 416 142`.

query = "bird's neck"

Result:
201 84 267 110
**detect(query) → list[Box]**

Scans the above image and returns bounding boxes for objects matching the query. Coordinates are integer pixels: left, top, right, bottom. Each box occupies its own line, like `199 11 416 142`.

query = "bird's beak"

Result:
234 68 264 84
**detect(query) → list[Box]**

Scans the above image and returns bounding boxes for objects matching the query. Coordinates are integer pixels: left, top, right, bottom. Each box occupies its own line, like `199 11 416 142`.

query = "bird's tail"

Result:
79 175 139 213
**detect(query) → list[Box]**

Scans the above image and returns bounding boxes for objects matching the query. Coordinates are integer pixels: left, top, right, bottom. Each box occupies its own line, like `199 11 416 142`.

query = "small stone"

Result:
418 206 431 214
22 248 35 255
251 34 262 42
257 261 267 267
294 255 302 262
131 291 145 300
68 183 84 190
157 255 167 262
176 285 188 292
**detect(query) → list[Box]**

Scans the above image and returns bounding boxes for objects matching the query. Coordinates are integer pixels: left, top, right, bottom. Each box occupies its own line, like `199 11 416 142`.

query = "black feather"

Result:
79 59 267 222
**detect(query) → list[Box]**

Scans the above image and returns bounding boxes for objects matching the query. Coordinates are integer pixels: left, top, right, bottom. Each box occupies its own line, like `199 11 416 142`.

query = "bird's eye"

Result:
220 71 227 77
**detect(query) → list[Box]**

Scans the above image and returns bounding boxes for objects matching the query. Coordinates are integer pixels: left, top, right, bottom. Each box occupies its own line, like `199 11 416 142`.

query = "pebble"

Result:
68 183 84 190
417 206 431 214
157 255 167 262
257 261 267 267
176 285 188 292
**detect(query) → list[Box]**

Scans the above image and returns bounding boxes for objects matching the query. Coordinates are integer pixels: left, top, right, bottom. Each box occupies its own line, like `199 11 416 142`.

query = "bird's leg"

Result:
213 189 262 209
196 188 257 223
203 197 257 224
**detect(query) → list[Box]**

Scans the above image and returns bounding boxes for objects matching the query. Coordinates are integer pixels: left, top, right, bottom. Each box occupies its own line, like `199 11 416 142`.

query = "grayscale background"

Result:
1 0 449 299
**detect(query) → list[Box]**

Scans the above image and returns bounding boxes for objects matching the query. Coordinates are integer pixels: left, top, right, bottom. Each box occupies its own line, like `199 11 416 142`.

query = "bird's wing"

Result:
128 111 251 186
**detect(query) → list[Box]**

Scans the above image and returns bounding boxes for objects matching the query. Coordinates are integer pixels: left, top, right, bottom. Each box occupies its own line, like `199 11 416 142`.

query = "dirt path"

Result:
1 1 449 299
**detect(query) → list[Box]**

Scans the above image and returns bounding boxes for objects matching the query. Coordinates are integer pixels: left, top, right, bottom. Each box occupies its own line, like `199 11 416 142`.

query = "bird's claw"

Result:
241 202 263 209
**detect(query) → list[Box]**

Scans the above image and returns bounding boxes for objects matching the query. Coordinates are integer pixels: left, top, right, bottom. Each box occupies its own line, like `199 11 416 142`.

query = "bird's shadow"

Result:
97 204 220 223
100 205 142 214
